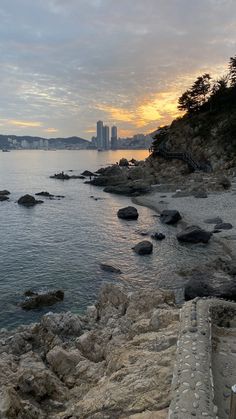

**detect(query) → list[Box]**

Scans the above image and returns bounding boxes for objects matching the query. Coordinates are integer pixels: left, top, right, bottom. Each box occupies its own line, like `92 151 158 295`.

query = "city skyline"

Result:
0 1 236 138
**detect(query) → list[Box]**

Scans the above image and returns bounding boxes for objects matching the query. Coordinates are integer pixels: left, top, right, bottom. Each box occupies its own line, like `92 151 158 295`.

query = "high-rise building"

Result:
103 125 110 149
111 125 118 149
97 120 103 149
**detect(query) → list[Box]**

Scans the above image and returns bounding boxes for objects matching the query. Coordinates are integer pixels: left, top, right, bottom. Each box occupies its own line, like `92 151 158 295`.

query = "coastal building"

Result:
103 125 110 149
111 125 118 149
96 120 103 149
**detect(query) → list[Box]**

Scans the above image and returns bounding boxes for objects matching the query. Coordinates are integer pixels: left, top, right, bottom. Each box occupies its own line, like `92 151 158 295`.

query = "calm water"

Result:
0 150 221 329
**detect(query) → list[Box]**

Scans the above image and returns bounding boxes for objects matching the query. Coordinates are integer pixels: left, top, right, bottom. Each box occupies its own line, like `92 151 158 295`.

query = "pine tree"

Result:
229 55 236 87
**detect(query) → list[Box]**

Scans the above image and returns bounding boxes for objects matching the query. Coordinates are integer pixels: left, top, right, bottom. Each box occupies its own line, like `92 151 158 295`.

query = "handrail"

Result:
151 143 202 171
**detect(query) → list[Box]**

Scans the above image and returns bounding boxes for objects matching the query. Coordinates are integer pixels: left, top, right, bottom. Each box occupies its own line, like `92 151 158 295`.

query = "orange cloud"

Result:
44 127 58 133
96 104 135 122
9 120 42 127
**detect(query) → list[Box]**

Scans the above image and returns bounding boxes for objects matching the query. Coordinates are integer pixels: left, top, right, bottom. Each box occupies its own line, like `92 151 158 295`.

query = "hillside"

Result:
0 135 89 149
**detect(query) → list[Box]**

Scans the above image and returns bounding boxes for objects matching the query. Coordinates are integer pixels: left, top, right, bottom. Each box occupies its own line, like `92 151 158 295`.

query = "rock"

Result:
119 158 129 166
18 194 43 206
0 195 9 201
50 172 70 180
204 217 223 224
20 290 64 310
172 191 192 198
133 241 153 255
177 225 212 243
185 273 236 301
0 190 10 195
219 176 231 189
40 311 83 336
104 183 150 196
214 222 233 230
100 263 122 274
81 170 95 177
35 191 54 197
117 206 139 220
193 191 208 198
151 233 166 240
160 209 182 224
46 346 84 379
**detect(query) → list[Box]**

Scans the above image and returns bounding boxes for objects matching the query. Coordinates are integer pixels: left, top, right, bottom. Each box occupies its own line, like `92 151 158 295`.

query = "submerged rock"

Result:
133 240 153 255
117 206 139 220
0 195 9 201
177 225 212 244
50 172 70 180
204 217 223 224
35 191 54 197
20 290 64 310
100 263 122 274
18 194 43 206
214 222 233 230
160 209 182 224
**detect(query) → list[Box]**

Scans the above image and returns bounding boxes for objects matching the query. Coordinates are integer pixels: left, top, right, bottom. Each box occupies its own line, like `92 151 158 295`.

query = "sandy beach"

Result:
133 181 236 259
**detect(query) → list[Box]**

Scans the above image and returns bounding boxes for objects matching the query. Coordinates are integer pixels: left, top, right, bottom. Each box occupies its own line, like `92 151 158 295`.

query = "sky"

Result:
0 0 236 139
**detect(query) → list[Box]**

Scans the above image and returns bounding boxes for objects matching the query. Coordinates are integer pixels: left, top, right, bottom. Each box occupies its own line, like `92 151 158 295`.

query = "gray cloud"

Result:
0 0 236 137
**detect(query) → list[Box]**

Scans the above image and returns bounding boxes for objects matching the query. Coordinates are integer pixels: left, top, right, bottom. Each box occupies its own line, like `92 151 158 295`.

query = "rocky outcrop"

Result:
160 209 182 224
117 206 139 220
177 225 212 243
20 290 64 310
119 158 129 166
18 194 43 206
0 284 179 419
133 240 153 255
0 190 10 195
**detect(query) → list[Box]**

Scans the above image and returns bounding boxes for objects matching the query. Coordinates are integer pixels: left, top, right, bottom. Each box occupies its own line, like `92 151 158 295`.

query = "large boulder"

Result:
133 240 153 255
185 273 236 301
20 290 64 310
40 312 83 336
18 194 43 206
81 170 95 177
160 210 182 224
177 225 212 244
117 206 139 220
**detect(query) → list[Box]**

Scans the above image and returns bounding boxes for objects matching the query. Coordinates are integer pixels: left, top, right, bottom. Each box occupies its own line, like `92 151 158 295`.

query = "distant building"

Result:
103 125 110 149
97 120 103 149
111 125 118 149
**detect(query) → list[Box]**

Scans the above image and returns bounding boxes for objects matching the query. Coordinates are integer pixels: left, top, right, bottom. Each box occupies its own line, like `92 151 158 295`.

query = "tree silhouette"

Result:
178 74 211 114
229 55 236 86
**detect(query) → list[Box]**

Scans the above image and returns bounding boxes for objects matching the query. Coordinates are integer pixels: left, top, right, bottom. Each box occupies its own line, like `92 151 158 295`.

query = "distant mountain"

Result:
0 134 90 149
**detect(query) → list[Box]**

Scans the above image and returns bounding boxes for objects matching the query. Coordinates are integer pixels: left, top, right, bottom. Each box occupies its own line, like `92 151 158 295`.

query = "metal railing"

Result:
151 143 201 171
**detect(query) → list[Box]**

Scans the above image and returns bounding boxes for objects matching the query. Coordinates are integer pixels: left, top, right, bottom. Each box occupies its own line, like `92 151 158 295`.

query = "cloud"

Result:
9 120 42 127
0 0 235 138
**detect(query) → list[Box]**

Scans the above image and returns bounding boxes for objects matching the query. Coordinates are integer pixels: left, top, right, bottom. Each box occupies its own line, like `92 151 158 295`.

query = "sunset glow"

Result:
0 1 235 138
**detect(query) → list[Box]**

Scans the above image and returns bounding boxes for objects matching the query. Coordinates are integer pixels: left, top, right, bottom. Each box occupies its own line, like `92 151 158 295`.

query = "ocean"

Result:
0 149 218 328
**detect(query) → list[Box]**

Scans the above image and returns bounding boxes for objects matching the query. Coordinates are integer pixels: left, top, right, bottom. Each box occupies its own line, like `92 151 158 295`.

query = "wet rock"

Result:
0 195 9 201
35 191 54 197
100 263 122 274
151 233 166 241
0 190 10 195
119 158 129 166
133 240 153 255
117 206 139 220
177 225 212 244
20 290 64 310
204 217 223 224
160 209 182 224
104 183 150 196
193 191 208 198
214 222 233 230
18 194 43 206
81 170 95 177
50 172 70 180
